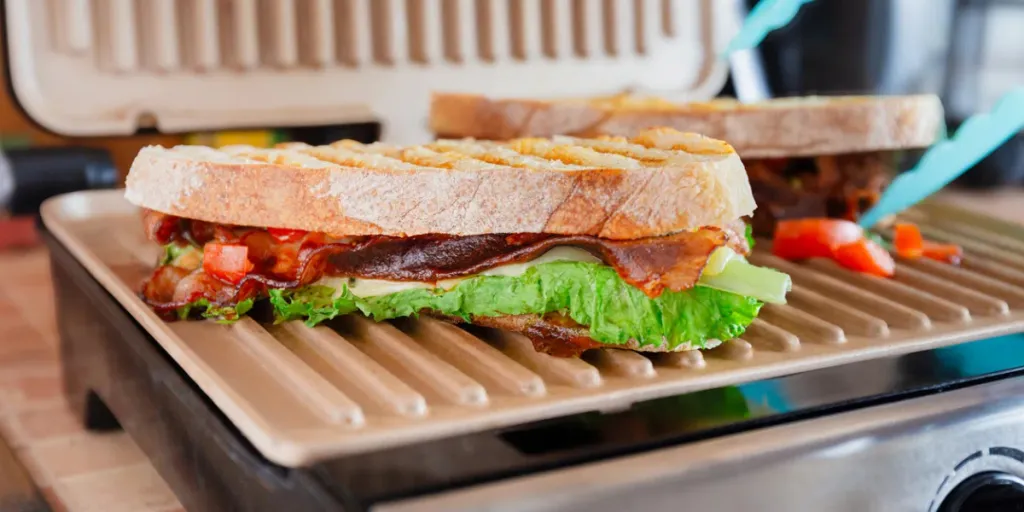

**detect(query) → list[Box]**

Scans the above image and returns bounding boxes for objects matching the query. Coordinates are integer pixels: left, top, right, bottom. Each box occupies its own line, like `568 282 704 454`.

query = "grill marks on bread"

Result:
208 127 735 174
429 93 946 160
124 127 755 239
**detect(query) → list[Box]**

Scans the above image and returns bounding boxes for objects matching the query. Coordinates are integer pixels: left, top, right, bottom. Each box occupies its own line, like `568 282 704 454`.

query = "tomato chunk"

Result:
772 218 864 260
893 223 924 259
922 241 963 265
203 243 254 284
833 239 895 277
267 227 307 243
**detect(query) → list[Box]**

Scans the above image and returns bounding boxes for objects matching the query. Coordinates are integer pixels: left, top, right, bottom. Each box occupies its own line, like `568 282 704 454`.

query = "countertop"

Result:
0 189 1020 512
0 248 181 512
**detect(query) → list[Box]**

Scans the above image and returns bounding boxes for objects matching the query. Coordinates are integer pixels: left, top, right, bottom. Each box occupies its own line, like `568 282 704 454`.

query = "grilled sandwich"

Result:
429 93 946 235
125 128 790 357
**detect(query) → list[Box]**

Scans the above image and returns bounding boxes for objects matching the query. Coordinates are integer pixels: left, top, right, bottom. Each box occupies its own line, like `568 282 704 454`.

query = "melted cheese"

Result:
702 247 736 277
317 246 601 298
479 246 600 276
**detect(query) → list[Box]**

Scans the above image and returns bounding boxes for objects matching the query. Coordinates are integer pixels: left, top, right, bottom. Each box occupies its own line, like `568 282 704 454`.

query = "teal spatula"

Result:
858 87 1024 228
722 0 816 58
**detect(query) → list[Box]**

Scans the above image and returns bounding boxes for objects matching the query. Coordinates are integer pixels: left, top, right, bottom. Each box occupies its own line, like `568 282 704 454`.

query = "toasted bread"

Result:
124 128 755 240
429 93 945 159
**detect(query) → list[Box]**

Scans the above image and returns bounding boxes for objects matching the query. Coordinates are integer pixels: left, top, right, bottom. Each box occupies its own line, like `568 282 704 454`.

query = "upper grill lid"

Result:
4 0 732 143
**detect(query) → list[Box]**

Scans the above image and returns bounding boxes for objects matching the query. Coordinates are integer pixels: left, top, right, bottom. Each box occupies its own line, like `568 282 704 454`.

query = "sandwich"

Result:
429 93 945 235
125 128 790 357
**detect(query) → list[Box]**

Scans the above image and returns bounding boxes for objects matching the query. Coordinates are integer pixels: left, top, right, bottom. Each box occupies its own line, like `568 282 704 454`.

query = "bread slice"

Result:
124 128 755 240
429 93 946 159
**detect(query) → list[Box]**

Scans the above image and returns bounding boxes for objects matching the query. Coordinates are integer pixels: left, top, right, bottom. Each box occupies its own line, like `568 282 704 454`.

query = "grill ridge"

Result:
52 0 685 71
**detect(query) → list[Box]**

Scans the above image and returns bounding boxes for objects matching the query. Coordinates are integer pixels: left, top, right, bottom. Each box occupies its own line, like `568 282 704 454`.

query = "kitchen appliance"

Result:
43 189 1024 512
11 1 1024 511
0 145 117 248
0 146 117 215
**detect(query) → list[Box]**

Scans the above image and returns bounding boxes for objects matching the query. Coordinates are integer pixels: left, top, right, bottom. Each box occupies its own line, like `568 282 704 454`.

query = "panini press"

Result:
14 0 1024 510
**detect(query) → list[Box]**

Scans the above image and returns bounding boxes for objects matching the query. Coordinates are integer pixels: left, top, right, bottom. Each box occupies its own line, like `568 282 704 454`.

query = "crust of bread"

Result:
124 137 756 239
429 93 946 159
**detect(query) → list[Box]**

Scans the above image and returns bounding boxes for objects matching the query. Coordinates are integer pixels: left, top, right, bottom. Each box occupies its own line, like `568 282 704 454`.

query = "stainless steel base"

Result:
380 374 1024 512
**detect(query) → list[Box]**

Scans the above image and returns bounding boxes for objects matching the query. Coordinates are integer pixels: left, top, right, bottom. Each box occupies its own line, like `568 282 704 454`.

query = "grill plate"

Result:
41 190 1024 467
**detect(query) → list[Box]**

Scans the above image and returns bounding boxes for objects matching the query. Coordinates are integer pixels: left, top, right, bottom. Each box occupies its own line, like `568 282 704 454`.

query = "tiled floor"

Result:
0 248 183 512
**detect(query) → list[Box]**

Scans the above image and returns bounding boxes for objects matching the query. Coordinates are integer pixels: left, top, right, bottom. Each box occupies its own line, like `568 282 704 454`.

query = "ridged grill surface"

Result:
8 0 723 142
42 191 1024 467
46 0 688 71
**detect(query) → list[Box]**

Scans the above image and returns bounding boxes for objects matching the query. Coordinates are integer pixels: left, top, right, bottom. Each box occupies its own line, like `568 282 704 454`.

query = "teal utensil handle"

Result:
858 88 1024 228
722 0 816 57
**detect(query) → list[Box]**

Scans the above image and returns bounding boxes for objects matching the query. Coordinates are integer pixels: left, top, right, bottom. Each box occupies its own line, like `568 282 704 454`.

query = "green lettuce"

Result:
160 243 199 266
176 298 254 324
270 261 762 350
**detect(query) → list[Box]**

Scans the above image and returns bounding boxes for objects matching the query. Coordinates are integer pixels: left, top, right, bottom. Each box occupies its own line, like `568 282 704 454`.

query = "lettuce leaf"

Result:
160 244 188 266
745 223 756 249
160 243 202 269
270 261 762 350
176 298 254 324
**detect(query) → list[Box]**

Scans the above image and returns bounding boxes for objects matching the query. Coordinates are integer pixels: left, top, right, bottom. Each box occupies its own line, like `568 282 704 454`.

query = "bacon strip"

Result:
324 229 738 297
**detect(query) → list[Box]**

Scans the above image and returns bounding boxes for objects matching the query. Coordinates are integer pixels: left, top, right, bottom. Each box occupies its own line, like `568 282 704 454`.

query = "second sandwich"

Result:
430 93 946 235
127 128 790 357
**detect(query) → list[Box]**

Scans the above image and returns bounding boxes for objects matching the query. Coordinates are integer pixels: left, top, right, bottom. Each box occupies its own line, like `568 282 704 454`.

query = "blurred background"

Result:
729 0 1024 188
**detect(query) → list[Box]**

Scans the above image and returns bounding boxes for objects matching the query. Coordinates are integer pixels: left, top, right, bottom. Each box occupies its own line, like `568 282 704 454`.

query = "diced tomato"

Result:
772 218 864 260
922 241 963 265
893 223 924 259
833 239 895 277
267 227 307 242
203 243 254 284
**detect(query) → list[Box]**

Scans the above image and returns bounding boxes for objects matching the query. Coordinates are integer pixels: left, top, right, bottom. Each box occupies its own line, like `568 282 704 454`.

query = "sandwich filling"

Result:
746 152 895 235
141 210 789 356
